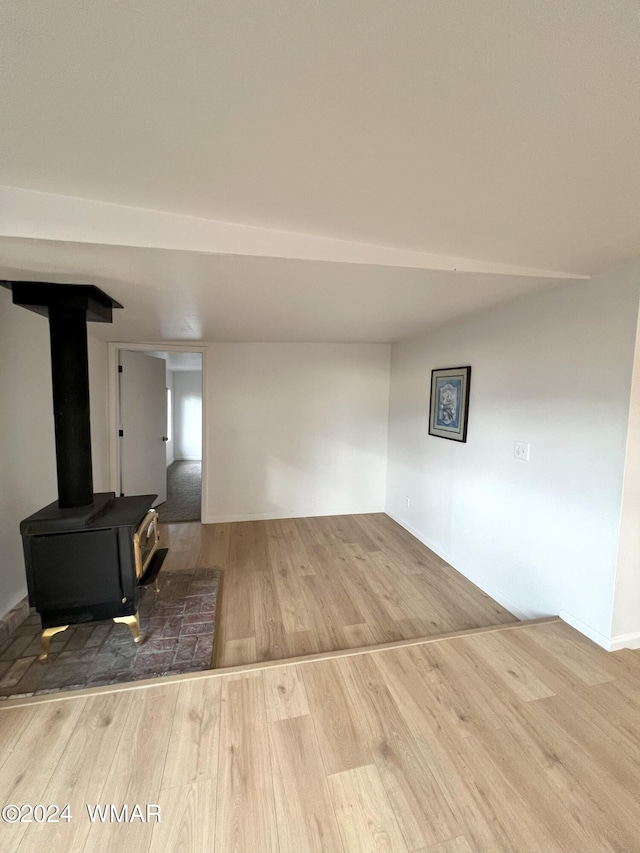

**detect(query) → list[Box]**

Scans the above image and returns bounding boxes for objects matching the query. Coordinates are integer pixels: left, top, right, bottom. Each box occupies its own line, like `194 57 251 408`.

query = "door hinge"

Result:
118 429 124 437
118 365 123 373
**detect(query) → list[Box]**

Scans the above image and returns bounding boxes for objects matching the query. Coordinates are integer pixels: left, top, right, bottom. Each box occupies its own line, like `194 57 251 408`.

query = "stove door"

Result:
30 529 123 610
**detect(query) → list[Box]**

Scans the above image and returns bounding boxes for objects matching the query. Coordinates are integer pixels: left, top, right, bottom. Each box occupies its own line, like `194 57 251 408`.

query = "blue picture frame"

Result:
428 366 471 442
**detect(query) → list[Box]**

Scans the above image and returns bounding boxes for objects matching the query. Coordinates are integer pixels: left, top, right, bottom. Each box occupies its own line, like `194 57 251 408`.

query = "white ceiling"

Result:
0 237 573 343
1 1 639 276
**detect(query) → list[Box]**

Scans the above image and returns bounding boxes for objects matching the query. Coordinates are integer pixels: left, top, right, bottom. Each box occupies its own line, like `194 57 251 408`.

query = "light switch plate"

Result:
514 441 531 461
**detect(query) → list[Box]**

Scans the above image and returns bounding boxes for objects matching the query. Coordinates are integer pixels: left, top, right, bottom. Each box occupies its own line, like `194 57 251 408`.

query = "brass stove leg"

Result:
153 579 161 594
38 625 69 663
113 612 142 644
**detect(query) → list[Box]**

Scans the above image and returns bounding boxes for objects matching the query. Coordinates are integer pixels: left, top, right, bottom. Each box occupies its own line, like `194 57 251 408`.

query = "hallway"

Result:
157 460 201 523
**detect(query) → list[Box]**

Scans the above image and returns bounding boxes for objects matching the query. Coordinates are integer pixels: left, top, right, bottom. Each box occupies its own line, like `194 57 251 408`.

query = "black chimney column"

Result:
48 302 94 508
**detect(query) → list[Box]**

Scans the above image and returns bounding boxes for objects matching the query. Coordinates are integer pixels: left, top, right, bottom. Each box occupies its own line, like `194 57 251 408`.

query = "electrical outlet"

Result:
514 441 531 461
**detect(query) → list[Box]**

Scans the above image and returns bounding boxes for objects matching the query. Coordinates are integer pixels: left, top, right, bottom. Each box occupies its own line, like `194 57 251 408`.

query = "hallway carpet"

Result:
157 460 202 523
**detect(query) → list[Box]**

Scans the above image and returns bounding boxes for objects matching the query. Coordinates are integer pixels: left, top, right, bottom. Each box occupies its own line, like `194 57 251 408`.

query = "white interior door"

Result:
119 351 167 506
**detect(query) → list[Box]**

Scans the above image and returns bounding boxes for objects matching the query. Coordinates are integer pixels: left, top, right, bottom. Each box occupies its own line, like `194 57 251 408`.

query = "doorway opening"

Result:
111 346 205 524
160 352 203 522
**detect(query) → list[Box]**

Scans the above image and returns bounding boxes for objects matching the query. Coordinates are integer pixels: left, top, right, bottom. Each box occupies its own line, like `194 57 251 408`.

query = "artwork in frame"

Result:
428 366 472 442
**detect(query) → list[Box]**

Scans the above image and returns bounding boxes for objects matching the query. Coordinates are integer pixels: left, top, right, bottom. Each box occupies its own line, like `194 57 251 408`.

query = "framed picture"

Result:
428 366 472 442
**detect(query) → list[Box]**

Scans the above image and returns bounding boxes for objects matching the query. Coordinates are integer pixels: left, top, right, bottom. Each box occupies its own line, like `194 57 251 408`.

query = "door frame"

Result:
107 341 208 522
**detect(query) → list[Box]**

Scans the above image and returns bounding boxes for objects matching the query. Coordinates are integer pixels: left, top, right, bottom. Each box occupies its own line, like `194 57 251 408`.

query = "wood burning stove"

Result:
20 493 166 659
2 280 168 659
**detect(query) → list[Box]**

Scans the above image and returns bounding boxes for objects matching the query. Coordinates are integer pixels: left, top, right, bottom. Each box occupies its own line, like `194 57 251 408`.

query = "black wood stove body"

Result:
2 280 167 659
20 492 163 635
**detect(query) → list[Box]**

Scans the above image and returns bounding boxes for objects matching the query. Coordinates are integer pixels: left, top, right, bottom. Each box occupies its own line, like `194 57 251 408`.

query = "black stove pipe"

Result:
1 280 123 509
48 302 94 508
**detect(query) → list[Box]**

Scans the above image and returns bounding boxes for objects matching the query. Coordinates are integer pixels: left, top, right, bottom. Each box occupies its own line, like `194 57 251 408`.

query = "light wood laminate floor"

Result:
160 513 516 667
1 619 639 853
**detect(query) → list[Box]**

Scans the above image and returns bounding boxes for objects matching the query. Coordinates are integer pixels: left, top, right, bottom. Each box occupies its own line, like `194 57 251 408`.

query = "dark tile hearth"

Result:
0 568 220 700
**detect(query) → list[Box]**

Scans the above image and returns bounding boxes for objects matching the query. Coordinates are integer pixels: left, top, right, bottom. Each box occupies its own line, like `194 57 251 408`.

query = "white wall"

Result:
89 335 110 492
204 343 390 522
173 370 202 461
386 274 640 647
0 288 110 619
165 368 175 467
610 260 640 648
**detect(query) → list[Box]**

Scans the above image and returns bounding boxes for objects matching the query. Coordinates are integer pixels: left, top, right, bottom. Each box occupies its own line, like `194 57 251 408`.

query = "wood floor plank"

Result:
360 546 454 628
199 520 230 568
363 513 441 572
323 514 358 547
222 636 257 666
16 692 134 853
252 568 288 661
215 674 279 853
276 517 317 576
269 714 344 853
308 550 366 627
371 646 523 853
454 728 568 853
263 664 310 721
476 693 640 851
246 519 272 573
299 574 356 650
494 626 600 696
570 678 640 744
80 686 179 853
285 628 320 658
267 521 313 634
522 691 640 828
0 704 35 771
522 619 620 685
280 518 315 576
458 630 557 702
342 623 377 647
403 642 507 739
420 836 474 853
337 653 460 850
341 514 384 553
302 659 370 775
161 677 221 789
223 522 256 642
148 782 216 853
337 551 411 644
419 638 524 734
459 697 591 849
305 515 336 547
328 763 411 853
407 564 513 629
0 699 87 852
345 544 419 623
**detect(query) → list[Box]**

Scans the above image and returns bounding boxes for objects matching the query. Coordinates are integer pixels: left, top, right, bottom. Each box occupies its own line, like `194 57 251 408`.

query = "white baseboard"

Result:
0 593 30 630
386 514 638 653
558 611 640 651
558 610 612 650
385 509 545 622
203 506 385 524
607 631 640 651
174 456 202 462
